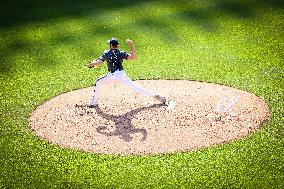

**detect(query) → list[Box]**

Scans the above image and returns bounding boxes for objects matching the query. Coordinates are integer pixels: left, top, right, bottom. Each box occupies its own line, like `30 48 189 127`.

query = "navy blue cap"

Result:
107 38 119 46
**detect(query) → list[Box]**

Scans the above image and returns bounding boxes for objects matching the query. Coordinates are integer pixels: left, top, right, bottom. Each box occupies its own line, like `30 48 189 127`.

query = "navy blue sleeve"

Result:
98 50 109 61
119 51 129 60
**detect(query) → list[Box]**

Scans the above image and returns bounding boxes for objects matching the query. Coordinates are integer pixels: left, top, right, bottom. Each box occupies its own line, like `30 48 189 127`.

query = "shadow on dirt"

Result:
94 104 164 142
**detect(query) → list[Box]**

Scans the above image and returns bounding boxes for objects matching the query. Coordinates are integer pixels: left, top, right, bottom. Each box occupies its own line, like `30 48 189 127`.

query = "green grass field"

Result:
1 0 283 188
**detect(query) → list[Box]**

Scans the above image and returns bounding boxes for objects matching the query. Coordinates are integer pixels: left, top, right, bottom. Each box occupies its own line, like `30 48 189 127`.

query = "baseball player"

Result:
87 38 166 107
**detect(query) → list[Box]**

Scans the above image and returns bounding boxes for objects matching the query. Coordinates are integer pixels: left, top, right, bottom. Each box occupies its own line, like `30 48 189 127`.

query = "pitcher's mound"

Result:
29 80 269 155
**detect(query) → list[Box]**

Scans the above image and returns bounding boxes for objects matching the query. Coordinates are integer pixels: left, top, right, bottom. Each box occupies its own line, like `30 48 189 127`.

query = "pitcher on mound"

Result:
87 38 166 107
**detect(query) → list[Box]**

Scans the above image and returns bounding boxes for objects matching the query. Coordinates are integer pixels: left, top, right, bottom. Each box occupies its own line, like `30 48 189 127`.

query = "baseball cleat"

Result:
87 104 98 108
154 95 166 104
87 99 98 108
166 100 176 110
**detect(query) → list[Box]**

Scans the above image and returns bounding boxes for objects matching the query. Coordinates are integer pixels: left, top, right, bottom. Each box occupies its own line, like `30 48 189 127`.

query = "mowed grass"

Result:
0 0 283 188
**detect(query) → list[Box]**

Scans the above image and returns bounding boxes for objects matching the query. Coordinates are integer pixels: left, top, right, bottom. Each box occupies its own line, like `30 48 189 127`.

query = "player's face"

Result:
110 45 118 49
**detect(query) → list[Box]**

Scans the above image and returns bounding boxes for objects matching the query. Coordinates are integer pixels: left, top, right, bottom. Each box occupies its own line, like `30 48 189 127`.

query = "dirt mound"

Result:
29 80 269 155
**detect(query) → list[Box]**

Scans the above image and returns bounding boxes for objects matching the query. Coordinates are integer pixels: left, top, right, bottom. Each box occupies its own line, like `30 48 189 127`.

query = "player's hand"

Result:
87 62 93 68
126 39 134 47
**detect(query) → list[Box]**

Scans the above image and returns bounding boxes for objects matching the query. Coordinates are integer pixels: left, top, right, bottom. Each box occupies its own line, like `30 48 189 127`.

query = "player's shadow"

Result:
94 104 164 142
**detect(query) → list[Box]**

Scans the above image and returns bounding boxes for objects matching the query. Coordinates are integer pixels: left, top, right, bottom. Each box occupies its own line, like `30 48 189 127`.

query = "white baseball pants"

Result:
92 70 155 102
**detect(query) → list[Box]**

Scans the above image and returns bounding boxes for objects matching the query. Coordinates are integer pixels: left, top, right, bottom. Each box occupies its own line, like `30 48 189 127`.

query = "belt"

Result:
110 68 123 73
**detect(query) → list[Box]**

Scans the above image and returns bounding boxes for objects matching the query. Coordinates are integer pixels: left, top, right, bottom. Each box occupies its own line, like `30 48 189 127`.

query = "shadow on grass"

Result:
0 39 30 75
0 0 281 75
135 17 180 43
0 0 156 28
174 0 260 32
214 1 256 18
259 0 284 8
178 9 219 32
2 0 278 29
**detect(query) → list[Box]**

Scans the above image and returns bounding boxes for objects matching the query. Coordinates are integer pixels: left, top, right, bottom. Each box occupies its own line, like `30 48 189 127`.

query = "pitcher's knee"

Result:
95 78 105 87
95 74 108 87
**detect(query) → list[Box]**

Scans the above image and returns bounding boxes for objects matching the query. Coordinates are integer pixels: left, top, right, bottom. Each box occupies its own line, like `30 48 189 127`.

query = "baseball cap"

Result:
107 38 119 46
